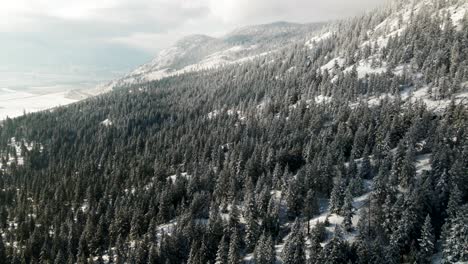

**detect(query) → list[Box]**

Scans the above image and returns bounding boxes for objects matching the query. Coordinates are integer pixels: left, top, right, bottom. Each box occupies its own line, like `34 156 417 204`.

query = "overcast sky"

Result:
0 0 388 89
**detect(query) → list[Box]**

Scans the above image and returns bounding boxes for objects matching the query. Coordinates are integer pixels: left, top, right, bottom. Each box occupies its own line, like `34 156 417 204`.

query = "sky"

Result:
0 0 388 90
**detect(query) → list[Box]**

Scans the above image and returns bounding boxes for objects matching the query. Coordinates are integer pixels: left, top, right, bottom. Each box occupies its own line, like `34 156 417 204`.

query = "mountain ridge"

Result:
79 21 325 95
0 0 467 263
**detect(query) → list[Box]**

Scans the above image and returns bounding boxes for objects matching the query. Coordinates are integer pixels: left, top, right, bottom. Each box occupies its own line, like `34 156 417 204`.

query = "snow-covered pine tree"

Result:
188 241 201 264
308 232 323 264
228 231 241 264
282 220 306 264
342 187 355 232
254 233 275 264
215 235 229 264
443 205 468 263
329 178 344 214
400 146 416 188
245 209 259 252
303 189 320 234
417 215 435 263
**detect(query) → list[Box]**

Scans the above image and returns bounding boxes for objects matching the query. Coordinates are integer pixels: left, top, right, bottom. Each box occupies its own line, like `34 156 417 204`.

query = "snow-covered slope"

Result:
96 22 324 92
312 0 468 111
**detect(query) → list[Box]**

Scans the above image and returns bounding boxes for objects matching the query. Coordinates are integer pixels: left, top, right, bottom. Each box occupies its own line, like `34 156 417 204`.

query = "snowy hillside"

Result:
308 0 468 111
96 22 324 92
0 0 467 263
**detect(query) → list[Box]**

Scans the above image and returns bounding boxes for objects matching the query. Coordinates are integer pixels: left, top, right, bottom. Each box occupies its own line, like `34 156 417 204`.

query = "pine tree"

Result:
245 210 259 252
341 187 355 232
308 233 323 264
358 154 372 180
303 190 320 234
228 231 241 264
400 146 416 188
148 243 159 264
329 179 344 214
254 233 275 264
54 250 65 264
446 185 461 220
228 203 241 235
134 240 149 264
321 226 347 264
215 235 229 264
282 220 306 264
417 215 434 264
0 237 6 263
286 179 303 220
188 241 201 264
443 205 468 263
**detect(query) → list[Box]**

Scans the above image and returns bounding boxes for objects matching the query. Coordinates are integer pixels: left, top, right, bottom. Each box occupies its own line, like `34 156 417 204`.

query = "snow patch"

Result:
321 57 345 71
167 172 191 183
305 32 333 49
101 119 113 126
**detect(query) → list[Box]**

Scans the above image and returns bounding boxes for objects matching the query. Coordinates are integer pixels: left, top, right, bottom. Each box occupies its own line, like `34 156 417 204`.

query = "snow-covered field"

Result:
0 87 77 120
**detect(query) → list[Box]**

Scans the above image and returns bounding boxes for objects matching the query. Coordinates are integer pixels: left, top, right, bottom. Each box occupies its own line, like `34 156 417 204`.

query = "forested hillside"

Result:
0 0 467 263
95 22 325 94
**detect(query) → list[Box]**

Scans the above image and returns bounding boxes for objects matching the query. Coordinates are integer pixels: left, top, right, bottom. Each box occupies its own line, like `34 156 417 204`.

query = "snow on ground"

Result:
101 119 113 126
314 95 332 104
0 88 77 120
207 108 247 121
143 172 191 191
265 153 434 262
262 179 375 263
0 137 41 168
156 220 178 240
367 93 395 107
207 110 220 119
305 32 333 49
306 181 374 245
101 45 272 92
404 87 468 113
344 60 388 78
346 85 468 112
167 172 191 183
446 2 468 30
416 154 432 176
321 57 345 71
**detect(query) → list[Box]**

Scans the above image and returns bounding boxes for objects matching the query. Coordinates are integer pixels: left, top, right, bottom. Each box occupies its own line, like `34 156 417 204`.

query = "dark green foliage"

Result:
0 0 465 262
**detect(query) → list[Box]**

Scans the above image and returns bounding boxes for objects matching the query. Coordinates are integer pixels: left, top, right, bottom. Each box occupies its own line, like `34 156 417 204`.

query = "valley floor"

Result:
0 87 78 120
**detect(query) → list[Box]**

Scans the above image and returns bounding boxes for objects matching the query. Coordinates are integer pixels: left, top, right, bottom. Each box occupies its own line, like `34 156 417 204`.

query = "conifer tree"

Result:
228 231 241 264
245 210 259 252
0 237 6 263
417 215 434 263
254 233 275 264
282 220 306 264
443 205 468 263
342 188 355 232
215 235 229 264
329 179 344 214
303 190 320 234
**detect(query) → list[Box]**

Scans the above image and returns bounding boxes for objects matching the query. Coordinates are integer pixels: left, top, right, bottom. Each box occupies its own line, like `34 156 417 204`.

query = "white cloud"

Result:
207 0 389 23
109 32 179 53
0 0 389 88
1 0 388 31
0 0 209 31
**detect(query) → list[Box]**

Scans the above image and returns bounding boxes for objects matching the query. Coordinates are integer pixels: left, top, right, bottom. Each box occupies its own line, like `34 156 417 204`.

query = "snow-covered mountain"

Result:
308 0 468 112
2 0 468 263
93 22 325 92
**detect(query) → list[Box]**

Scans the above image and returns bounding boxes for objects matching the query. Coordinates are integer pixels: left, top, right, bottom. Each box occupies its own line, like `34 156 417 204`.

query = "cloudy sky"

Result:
0 0 388 89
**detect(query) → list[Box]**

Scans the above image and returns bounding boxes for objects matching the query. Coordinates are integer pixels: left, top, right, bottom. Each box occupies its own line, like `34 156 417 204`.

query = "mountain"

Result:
304 0 468 112
0 0 467 263
93 22 325 92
